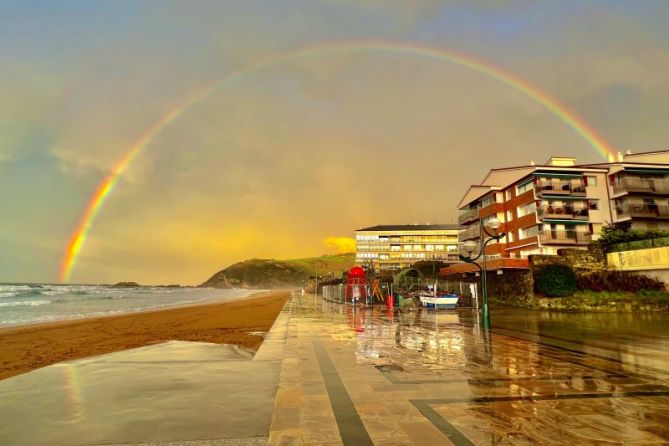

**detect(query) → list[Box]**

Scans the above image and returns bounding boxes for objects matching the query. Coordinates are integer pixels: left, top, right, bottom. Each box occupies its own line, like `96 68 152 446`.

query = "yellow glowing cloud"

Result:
323 236 356 253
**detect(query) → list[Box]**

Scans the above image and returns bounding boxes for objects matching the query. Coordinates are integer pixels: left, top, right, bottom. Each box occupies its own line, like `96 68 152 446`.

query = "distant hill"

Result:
200 253 355 289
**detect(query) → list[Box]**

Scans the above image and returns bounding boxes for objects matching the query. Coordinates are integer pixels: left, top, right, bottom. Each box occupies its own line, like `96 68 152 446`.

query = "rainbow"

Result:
59 40 615 282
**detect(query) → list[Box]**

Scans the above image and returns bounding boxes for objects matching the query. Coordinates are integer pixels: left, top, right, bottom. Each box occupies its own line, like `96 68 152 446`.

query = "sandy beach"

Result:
0 290 289 381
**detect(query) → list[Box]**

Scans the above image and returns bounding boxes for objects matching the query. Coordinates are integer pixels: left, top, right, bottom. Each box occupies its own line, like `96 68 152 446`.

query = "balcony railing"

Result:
536 181 586 196
458 208 479 225
537 206 589 220
612 178 669 195
459 225 481 241
539 230 592 245
615 204 669 219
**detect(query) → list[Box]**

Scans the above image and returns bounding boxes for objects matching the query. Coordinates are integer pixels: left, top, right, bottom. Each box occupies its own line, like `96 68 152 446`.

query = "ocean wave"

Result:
0 300 52 308
0 290 45 298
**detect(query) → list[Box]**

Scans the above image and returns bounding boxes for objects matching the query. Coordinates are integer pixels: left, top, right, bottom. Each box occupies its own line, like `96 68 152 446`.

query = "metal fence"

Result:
321 280 478 307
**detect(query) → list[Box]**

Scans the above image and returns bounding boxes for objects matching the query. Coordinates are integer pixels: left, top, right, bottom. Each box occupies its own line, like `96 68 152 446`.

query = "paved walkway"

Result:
269 294 669 445
3 294 669 445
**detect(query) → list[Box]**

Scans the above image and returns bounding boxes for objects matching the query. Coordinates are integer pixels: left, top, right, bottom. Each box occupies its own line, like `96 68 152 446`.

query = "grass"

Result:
286 253 355 277
572 289 669 301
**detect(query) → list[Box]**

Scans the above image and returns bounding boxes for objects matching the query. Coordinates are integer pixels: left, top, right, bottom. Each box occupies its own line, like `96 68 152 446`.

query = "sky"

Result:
2 0 669 285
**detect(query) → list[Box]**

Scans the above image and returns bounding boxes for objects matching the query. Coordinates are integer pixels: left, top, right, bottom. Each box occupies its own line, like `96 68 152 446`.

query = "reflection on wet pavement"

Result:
2 294 669 445
269 294 669 445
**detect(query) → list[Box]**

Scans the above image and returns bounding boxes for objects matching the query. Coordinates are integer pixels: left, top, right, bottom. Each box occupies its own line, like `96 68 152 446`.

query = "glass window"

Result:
505 189 513 200
518 202 537 217
516 181 533 195
506 210 513 221
586 176 597 186
588 200 599 211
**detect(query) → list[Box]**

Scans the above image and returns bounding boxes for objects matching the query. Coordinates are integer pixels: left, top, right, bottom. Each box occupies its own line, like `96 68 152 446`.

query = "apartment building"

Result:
457 156 612 259
600 150 669 230
355 224 461 271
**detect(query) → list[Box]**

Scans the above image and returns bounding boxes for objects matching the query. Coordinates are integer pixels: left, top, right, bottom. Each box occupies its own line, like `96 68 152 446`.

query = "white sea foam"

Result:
0 300 52 308
0 284 256 327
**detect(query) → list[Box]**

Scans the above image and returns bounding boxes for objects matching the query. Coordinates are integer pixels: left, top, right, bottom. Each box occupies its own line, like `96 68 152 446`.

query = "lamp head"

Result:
463 240 478 254
488 217 501 232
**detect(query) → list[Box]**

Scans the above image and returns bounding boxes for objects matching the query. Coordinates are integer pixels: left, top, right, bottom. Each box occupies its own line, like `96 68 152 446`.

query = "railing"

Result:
459 225 481 241
536 181 586 196
615 204 669 219
537 206 589 220
458 208 479 224
612 178 669 195
539 230 592 244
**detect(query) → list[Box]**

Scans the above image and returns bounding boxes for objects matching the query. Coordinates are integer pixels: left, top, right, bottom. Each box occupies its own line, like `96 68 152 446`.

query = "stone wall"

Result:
529 248 607 273
527 296 669 312
447 270 535 308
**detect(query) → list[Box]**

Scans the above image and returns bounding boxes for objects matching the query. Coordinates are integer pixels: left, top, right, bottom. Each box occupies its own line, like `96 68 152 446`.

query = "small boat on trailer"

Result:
418 293 459 309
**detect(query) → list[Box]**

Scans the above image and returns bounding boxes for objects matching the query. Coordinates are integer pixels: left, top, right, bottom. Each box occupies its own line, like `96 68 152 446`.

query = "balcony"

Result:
535 181 586 197
612 178 669 196
459 225 481 242
537 206 589 221
615 203 669 220
458 208 479 225
539 230 592 245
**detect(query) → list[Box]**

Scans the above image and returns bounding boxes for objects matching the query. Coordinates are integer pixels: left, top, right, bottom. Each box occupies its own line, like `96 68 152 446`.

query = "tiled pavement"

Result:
268 294 669 445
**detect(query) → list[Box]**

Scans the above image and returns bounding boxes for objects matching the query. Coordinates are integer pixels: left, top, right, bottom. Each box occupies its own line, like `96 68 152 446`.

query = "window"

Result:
507 232 515 242
586 176 597 187
516 181 533 195
519 225 539 239
588 200 599 211
518 202 537 217
506 210 514 221
505 189 513 200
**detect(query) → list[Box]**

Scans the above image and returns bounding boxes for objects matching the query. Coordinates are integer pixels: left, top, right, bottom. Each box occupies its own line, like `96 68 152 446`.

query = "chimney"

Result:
530 159 535 166
617 151 624 162
608 153 615 162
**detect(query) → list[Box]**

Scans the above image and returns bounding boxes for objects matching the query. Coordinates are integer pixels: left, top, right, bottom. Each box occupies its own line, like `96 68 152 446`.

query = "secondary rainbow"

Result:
59 39 616 282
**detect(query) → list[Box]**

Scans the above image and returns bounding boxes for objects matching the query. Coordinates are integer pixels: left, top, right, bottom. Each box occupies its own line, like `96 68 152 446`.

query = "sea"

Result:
0 284 257 328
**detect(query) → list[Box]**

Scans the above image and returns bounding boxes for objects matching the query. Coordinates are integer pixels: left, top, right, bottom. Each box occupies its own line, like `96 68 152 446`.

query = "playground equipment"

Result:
344 266 368 304
392 268 423 293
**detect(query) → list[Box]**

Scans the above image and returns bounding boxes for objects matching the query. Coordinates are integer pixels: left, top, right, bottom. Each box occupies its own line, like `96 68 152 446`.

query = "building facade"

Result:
355 224 461 271
603 151 669 231
458 157 613 259
456 150 669 262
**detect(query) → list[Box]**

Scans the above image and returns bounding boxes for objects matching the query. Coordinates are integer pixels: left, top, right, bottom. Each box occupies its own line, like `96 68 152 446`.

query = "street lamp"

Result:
459 216 506 330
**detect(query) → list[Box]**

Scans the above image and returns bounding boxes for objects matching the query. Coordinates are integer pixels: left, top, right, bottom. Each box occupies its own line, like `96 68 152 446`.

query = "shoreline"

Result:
0 290 289 381
0 287 268 331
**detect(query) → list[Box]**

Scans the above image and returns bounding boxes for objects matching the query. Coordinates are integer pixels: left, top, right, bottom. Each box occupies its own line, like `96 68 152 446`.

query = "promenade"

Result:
2 294 669 445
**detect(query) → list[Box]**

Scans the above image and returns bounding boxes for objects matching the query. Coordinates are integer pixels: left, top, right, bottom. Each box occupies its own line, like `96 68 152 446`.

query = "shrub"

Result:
535 265 578 297
596 223 669 252
578 271 665 292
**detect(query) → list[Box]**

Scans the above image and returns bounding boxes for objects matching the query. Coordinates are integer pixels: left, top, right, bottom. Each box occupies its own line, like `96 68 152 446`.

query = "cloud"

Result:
323 236 356 253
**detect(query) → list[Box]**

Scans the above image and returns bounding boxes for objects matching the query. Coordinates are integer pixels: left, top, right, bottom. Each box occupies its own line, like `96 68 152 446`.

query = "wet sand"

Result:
0 290 289 380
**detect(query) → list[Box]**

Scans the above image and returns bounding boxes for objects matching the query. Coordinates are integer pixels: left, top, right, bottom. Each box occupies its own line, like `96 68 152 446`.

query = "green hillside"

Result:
200 253 355 289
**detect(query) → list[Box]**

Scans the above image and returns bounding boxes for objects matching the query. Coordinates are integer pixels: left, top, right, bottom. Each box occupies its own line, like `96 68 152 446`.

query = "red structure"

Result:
345 266 368 303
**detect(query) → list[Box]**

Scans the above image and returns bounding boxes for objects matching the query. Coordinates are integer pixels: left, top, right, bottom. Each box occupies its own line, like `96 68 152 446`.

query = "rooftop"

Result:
356 224 461 232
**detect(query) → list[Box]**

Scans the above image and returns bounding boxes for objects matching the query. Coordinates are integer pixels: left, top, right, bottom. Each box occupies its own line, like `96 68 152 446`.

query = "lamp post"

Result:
459 217 506 330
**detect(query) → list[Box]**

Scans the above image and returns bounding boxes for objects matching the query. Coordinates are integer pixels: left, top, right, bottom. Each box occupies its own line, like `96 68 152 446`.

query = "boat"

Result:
418 292 459 309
